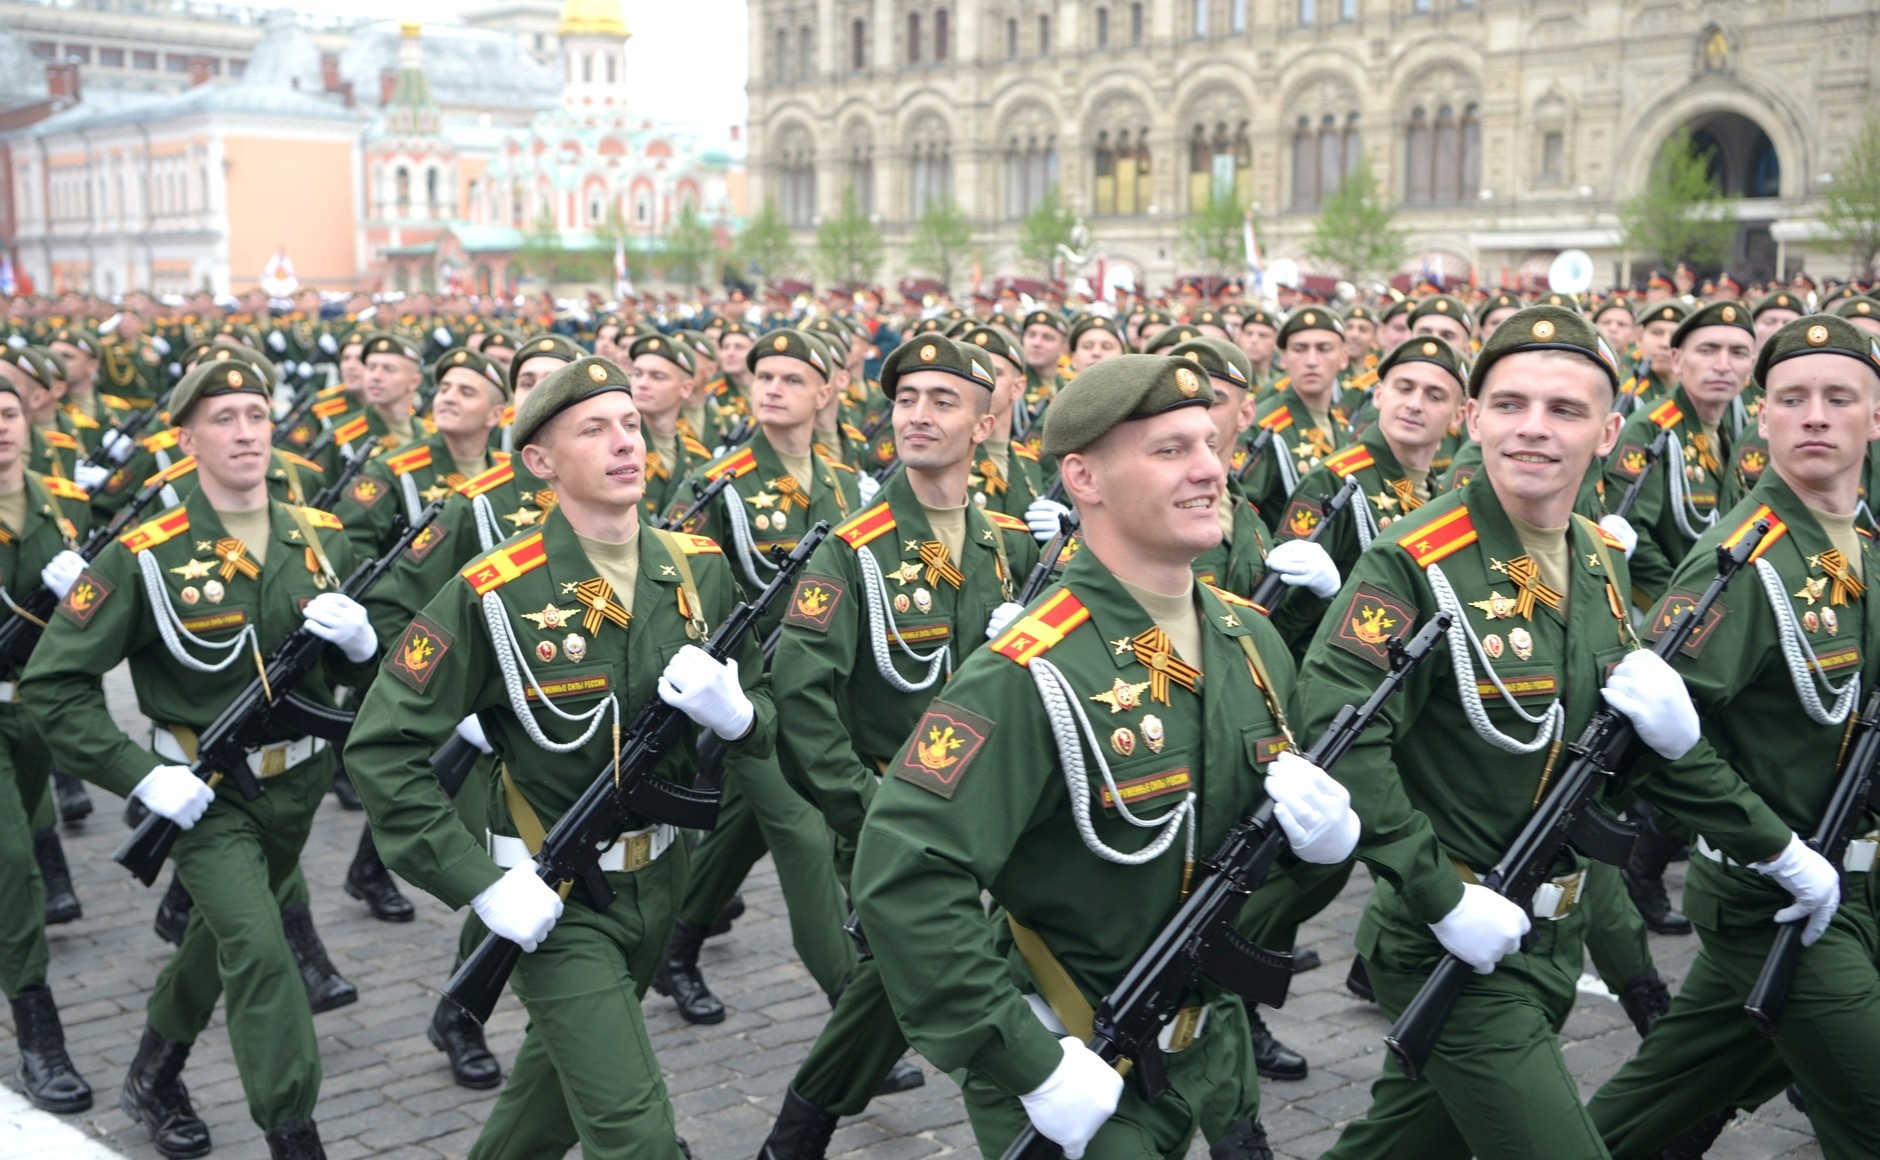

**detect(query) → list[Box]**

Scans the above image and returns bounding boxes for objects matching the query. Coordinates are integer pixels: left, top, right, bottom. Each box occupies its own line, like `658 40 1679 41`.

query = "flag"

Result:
1242 209 1263 299
614 238 634 299
0 257 14 297
260 247 297 297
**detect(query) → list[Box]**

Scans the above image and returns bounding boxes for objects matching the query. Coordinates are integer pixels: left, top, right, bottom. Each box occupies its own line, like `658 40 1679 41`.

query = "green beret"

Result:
1342 304 1378 325
942 317 978 339
1142 324 1204 354
1408 296 1468 328
881 336 997 396
513 356 634 447
1067 315 1129 352
1751 291 1806 320
1635 300 1689 328
430 348 509 398
1192 308 1229 330
1240 308 1280 330
1378 336 1470 390
1829 295 1880 323
1532 292 1581 313
188 339 277 387
1475 292 1524 325
360 330 422 364
674 328 719 362
1275 306 1345 347
1021 309 1064 335
35 347 66 382
1168 337 1255 392
1754 315 1880 386
1671 301 1753 348
910 317 950 336
508 333 586 393
1467 305 1620 398
214 322 262 349
718 320 757 339
1591 296 1634 322
959 324 1025 371
47 325 99 357
1381 298 1415 323
169 357 271 425
0 345 46 390
479 328 520 351
805 331 848 371
747 328 831 379
628 333 697 377
1042 355 1215 457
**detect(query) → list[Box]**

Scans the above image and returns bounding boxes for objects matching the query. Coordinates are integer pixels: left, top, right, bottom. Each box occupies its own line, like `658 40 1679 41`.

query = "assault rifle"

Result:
1609 428 1671 523
78 402 164 473
1383 520 1772 1080
270 384 325 447
1001 612 1454 1159
1247 477 1359 617
443 523 830 1023
658 472 734 533
1018 512 1078 606
307 443 375 512
1234 427 1277 484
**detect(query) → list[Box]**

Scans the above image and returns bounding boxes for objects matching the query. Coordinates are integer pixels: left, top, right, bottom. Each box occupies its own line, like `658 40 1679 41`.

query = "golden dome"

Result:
558 0 630 38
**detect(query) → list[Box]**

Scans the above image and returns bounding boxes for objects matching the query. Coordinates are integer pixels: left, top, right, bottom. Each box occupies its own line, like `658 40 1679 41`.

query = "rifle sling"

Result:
1006 913 1095 1042
285 503 339 590
498 762 574 900
652 529 711 640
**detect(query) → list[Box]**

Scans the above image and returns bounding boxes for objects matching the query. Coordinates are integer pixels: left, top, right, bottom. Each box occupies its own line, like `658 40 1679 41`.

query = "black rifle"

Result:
301 423 340 464
444 523 830 1024
1383 520 1772 1080
1612 360 1650 418
870 452 901 484
78 402 163 472
1248 477 1359 616
1743 688 1880 1035
658 472 734 533
1001 612 1454 1160
270 384 325 447
719 415 755 451
1017 513 1079 606
1235 427 1277 484
307 443 374 512
1609 428 1670 522
113 498 450 886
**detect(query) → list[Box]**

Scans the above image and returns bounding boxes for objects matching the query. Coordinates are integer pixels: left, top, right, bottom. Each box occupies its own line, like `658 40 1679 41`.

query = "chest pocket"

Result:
1094 744 1195 819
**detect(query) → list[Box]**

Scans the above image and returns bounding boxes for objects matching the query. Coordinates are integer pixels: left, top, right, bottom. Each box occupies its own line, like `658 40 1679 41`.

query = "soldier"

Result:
1019 309 1067 397
1067 315 1130 373
1235 307 1283 393
958 324 1048 517
850 354 1359 1159
1592 297 1639 365
22 359 380 1159
1621 300 1689 413
627 334 716 524
1406 296 1472 352
1243 308 1353 530
1588 314 1879 1159
1475 293 1524 345
315 332 429 475
345 356 771 1159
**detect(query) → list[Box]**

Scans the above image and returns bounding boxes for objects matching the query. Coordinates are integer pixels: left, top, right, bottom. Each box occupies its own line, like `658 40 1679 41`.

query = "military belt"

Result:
0 681 16 703
152 726 323 778
1453 859 1583 922
486 824 675 874
1697 834 1877 874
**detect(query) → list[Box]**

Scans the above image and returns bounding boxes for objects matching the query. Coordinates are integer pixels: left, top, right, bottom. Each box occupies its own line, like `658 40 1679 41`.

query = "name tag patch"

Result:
1099 767 1193 809
179 610 247 634
523 672 611 701
1478 674 1558 700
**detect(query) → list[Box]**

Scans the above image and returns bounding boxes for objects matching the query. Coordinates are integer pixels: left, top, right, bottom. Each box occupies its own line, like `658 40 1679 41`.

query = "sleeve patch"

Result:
1646 588 1727 658
386 613 453 692
348 476 387 509
1282 496 1323 540
405 523 448 563
783 573 845 633
893 699 993 800
1330 581 1418 670
56 568 114 628
1612 442 1648 482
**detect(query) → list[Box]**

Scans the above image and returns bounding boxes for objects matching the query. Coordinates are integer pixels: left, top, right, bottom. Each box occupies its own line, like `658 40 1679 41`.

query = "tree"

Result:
814 185 883 288
1304 155 1406 282
1182 188 1254 290
1016 184 1078 281
1820 109 1880 279
1618 128 1738 274
513 204 569 283
906 195 975 293
736 198 799 286
660 201 719 287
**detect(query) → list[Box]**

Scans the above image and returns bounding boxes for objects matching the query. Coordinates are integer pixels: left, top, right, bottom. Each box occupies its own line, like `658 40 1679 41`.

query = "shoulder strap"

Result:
652 528 711 640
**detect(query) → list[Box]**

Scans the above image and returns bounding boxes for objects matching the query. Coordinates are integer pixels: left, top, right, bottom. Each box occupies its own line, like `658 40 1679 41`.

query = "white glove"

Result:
267 330 287 353
318 333 338 356
74 463 110 493
857 472 881 505
1026 496 1073 544
985 601 1025 641
1600 650 1699 759
133 765 214 830
470 861 564 953
1017 1036 1123 1160
658 644 754 740
1429 883 1531 974
298 361 314 380
99 313 121 334
456 714 492 754
301 592 377 663
101 428 136 465
710 443 730 459
1264 539 1341 599
6 335 26 350
433 326 452 347
149 335 171 356
1265 751 1360 864
40 550 86 599
1752 834 1841 946
1597 514 1639 560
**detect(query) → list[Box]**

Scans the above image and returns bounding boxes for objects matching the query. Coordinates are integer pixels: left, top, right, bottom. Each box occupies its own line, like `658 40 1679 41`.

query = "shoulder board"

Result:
1399 505 1478 569
1647 398 1683 429
498 403 516 425
1620 376 1639 396
1722 505 1788 562
986 510 1029 533
146 456 199 486
42 430 78 450
666 532 723 556
835 502 896 548
1592 522 1627 550
119 506 190 553
40 474 90 501
1013 442 1041 462
1272 376 1292 393
100 394 133 410
68 411 100 429
990 588 1092 666
1324 444 1376 478
141 427 181 452
823 457 856 474
1350 369 1379 391
461 532 548 595
315 383 349 400
312 396 352 420
279 450 323 472
1206 583 1256 609
681 435 711 459
385 443 434 476
460 461 515 497
704 447 758 481
333 415 370 444
296 506 344 531
1258 406 1294 433
840 422 866 443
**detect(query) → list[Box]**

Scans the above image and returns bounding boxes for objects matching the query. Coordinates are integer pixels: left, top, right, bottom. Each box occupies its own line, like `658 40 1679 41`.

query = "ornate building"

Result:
745 0 1880 291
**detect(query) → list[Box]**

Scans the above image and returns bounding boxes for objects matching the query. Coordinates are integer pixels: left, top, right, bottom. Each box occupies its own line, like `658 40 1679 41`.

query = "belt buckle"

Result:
622 830 654 872
258 744 289 778
1845 836 1878 874
1158 1004 1207 1053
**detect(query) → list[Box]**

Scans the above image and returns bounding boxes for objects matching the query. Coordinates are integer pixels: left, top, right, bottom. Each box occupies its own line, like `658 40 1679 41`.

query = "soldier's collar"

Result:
644 524 687 585
1198 583 1255 638
1057 549 1202 672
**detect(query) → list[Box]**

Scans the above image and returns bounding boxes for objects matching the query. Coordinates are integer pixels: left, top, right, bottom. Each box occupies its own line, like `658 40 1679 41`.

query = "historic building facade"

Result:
745 0 1880 291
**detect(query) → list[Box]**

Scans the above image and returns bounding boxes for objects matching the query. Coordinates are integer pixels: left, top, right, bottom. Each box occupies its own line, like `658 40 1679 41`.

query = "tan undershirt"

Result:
981 437 1011 477
384 412 415 447
217 505 272 568
1506 512 1571 600
1119 576 1203 668
646 429 679 475
1402 464 1431 501
920 501 968 568
1305 406 1333 433
574 532 641 616
1805 504 1864 581
776 449 815 491
0 486 26 540
681 402 709 438
451 454 489 481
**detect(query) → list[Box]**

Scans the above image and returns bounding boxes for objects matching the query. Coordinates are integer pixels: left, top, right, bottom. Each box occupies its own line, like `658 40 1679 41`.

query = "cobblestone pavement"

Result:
1 666 1823 1159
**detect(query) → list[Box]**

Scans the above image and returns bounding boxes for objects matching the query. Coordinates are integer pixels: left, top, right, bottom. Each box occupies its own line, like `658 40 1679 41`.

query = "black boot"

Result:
652 920 725 1024
1209 1117 1276 1160
874 1055 924 1096
52 769 92 824
330 761 363 810
1289 946 1322 973
281 903 358 1014
154 873 193 946
1248 1008 1307 1081
1785 1083 1806 1113
120 1024 211 1159
1659 1107 1735 1158
1619 968 1672 1037
707 892 746 938
33 826 81 926
1620 869 1693 936
8 985 92 1113
428 996 501 1089
1346 955 1375 1002
344 826 414 922
757 1086 839 1160
264 1117 326 1159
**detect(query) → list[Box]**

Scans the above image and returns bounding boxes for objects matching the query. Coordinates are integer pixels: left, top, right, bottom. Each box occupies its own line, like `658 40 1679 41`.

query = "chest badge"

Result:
1091 678 1151 714
564 634 587 661
1508 627 1534 661
1141 714 1166 753
520 603 576 631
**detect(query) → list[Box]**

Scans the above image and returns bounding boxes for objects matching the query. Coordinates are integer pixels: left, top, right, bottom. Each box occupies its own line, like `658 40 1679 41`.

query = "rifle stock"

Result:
1235 427 1276 484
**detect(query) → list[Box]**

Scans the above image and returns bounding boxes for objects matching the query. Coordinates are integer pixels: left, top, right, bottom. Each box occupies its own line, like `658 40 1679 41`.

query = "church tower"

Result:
558 0 630 113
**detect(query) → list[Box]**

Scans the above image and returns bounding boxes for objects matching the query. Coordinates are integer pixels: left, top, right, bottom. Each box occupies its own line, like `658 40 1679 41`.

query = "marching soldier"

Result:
957 324 1048 518
1244 309 1354 530
627 333 716 523
1020 308 1068 396
1406 296 1472 352
1621 300 1689 413
314 332 429 475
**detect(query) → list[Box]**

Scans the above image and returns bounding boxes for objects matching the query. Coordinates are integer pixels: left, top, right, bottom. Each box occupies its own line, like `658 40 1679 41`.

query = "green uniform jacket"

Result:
1604 385 1743 608
852 547 1296 1095
342 509 775 909
1242 391 1352 534
0 473 95 678
330 431 497 561
640 428 715 526
772 472 1037 843
968 440 1047 522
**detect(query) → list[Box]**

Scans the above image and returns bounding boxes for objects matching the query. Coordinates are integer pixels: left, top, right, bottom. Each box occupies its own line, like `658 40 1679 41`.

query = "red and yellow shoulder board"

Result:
1620 376 1639 396
986 511 1029 534
1647 398 1683 430
1013 442 1041 462
312 396 352 420
460 461 515 497
120 506 189 554
1399 505 1477 569
385 443 433 477
1722 505 1788 562
68 411 100 430
990 589 1091 666
1271 375 1292 393
296 506 344 531
141 427 181 452
704 447 758 482
823 457 856 474
315 383 348 400
667 532 723 556
42 430 79 451
841 422 866 443
1350 369 1379 391
681 435 711 460
462 532 547 595
100 394 133 410
40 474 90 501
333 415 370 444
280 451 323 473
1258 406 1294 433
1592 523 1628 551
1206 583 1257 609
145 456 200 486
835 502 896 549
1324 444 1375 478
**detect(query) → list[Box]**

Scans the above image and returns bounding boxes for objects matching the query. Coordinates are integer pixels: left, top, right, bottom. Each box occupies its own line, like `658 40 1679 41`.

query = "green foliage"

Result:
1182 189 1253 283
736 198 800 286
1618 128 1738 273
659 201 720 286
907 196 975 293
1016 185 1078 280
513 204 574 282
1820 109 1880 279
815 186 884 288
1304 155 1406 281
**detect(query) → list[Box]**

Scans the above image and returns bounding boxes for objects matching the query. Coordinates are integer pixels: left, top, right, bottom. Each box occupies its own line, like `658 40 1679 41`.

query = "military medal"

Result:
1823 609 1839 635
1794 576 1827 606
913 587 932 613
1483 633 1503 659
521 604 575 631
1127 627 1203 706
170 558 214 580
1468 591 1517 621
1509 627 1533 661
1110 727 1136 757
754 513 771 531
180 586 200 605
564 634 587 661
1091 678 1151 714
887 561 923 586
1804 611 1821 633
1141 714 1165 754
893 593 910 614
203 579 225 604
536 640 558 663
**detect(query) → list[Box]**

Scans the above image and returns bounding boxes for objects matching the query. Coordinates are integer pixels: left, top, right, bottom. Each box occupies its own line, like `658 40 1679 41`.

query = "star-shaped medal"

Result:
1369 490 1399 512
504 506 542 528
1091 678 1152 714
519 604 575 630
1793 576 1828 606
746 491 778 510
420 483 453 503
169 558 215 580
887 561 923 586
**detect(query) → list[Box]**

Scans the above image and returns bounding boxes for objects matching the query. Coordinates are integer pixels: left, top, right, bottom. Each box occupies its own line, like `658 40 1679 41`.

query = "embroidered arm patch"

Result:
783 573 845 633
56 569 113 628
1645 588 1727 658
894 699 992 800
1330 581 1417 670
387 613 453 692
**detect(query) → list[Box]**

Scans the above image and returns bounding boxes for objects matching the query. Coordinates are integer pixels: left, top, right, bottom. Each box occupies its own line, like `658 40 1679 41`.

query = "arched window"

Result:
1292 117 1317 207
395 166 411 216
851 19 867 69
1095 7 1109 47
907 113 952 218
850 143 875 215
426 168 440 215
1188 119 1251 208
582 52 593 83
605 53 616 84
1403 98 1480 203
1404 107 1432 204
908 12 922 63
1193 0 1209 37
776 28 790 79
1005 134 1058 219
799 26 814 76
1093 126 1150 215
776 124 818 226
934 8 949 60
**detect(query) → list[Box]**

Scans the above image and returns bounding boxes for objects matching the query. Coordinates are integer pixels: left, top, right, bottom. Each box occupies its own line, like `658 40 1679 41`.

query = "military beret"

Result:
747 328 831 379
1466 305 1620 398
942 317 979 339
717 320 757 339
1192 308 1229 330
0 345 46 390
187 339 277 386
881 336 996 396
1671 301 1753 348
1142 324 1204 353
36 347 66 381
1276 306 1345 347
1168 337 1255 392
513 356 634 447
1591 296 1634 322
803 330 847 371
1381 298 1415 323
1754 315 1880 386
1240 308 1280 330
480 329 520 351
1342 304 1378 325
1408 296 1469 328
1141 309 1175 328
1635 300 1689 327
627 333 697 377
1475 293 1524 325
1021 309 1065 335
1533 292 1581 313
430 348 509 398
673 328 719 362
360 330 422 364
1751 291 1805 320
508 333 586 393
1821 285 1860 306
910 317 949 336
214 322 261 349
1829 295 1880 322
47 326 99 357
959 324 1025 370
1378 336 1470 391
169 356 271 425
1043 355 1215 456
1067 315 1129 351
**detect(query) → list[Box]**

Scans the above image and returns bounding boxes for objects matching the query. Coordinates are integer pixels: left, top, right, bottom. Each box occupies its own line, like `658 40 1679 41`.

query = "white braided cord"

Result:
855 546 950 693
135 550 261 673
480 590 618 752
722 482 780 591
471 494 505 553
1664 437 1721 543
1753 558 1860 727
1425 561 1566 754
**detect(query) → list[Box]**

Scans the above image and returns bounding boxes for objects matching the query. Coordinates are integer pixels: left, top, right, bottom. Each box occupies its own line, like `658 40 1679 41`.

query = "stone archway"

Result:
1683 110 1780 198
